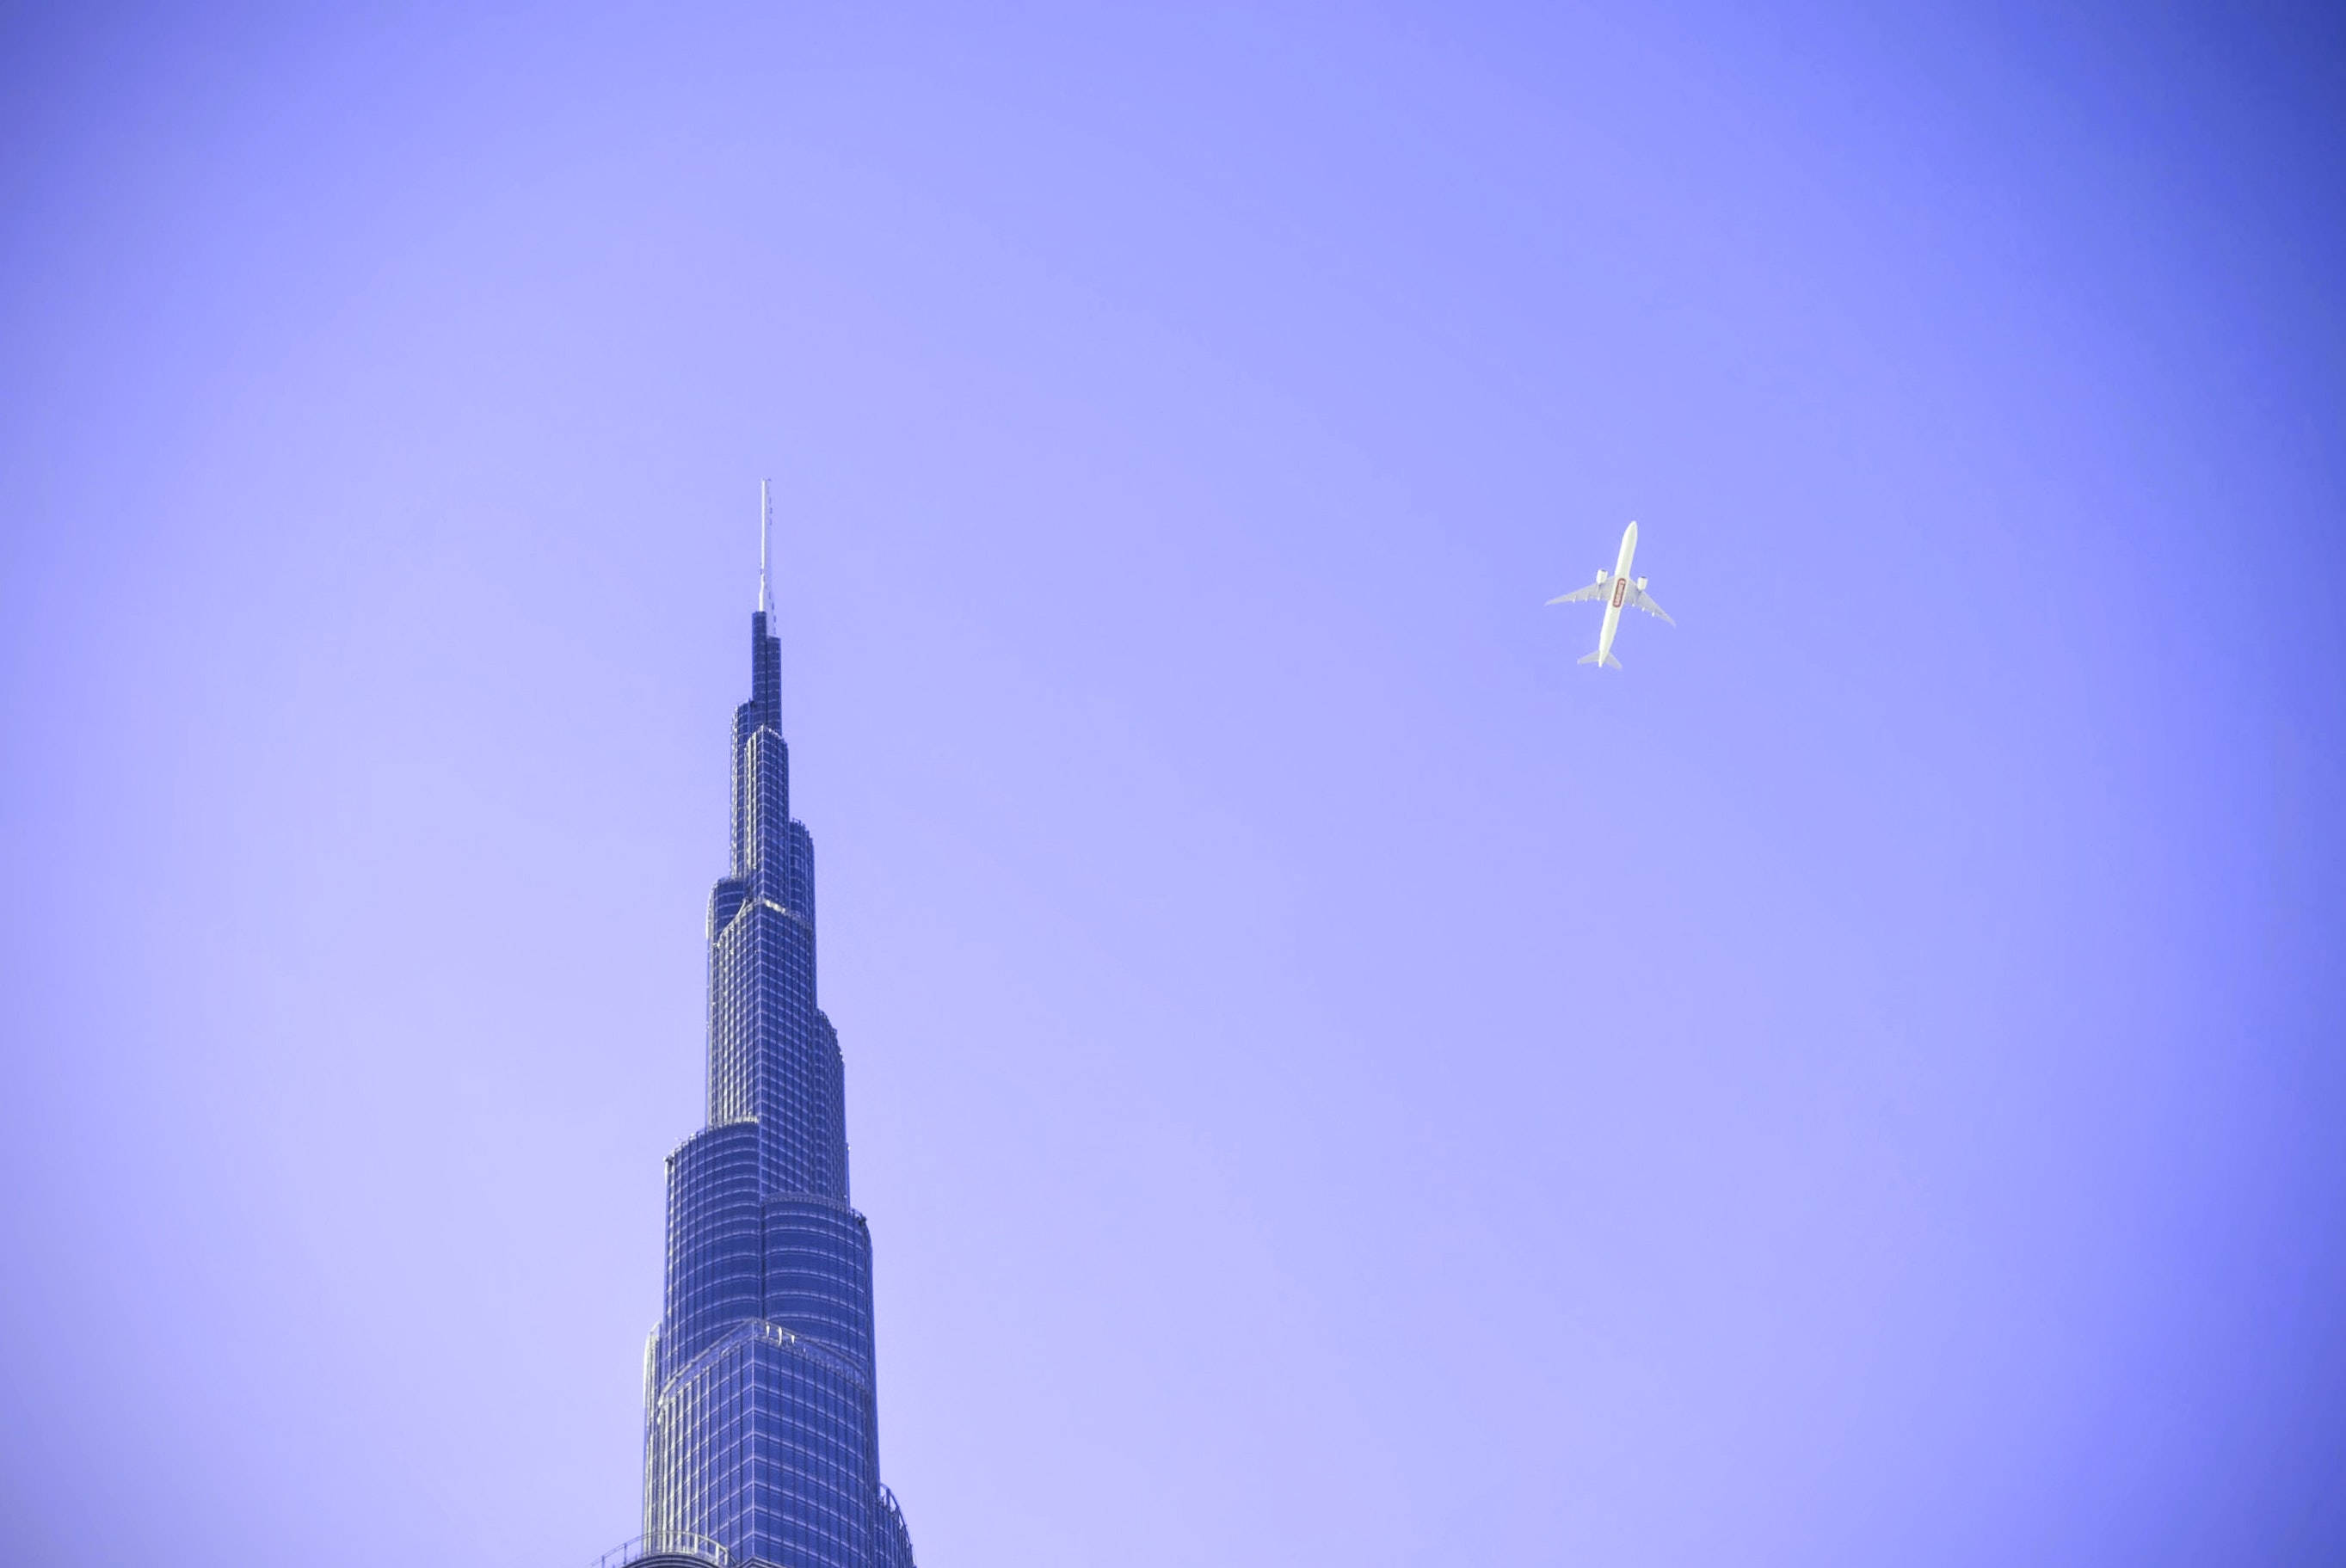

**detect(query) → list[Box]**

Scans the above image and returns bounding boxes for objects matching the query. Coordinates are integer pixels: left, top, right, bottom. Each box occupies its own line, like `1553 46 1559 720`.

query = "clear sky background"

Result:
3 4 2342 1565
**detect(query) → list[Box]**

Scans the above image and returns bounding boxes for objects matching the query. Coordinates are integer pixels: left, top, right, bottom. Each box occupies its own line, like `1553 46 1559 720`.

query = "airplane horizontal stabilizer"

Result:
1576 649 1622 670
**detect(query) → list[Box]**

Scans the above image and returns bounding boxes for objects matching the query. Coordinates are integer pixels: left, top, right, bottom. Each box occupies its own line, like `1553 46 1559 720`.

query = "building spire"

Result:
748 478 783 737
758 477 773 616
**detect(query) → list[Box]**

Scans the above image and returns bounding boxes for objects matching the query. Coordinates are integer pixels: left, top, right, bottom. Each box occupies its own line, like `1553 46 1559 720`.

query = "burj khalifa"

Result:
607 494 920 1568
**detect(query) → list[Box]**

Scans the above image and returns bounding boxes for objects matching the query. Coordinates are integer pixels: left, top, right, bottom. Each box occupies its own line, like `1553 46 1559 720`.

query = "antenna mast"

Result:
758 478 772 615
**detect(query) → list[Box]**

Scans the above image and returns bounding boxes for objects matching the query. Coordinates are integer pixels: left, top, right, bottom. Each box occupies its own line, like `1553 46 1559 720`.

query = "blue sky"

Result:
3 4 2342 1565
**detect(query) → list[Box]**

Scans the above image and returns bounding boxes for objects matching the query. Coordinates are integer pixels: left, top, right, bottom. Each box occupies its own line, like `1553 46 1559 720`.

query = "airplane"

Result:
1546 520 1674 669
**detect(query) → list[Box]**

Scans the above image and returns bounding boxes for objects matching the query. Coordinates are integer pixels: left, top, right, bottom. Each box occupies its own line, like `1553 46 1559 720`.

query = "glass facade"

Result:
634 610 921 1568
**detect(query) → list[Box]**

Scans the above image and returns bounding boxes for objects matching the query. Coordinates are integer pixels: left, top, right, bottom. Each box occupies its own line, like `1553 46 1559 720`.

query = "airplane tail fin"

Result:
1577 649 1622 670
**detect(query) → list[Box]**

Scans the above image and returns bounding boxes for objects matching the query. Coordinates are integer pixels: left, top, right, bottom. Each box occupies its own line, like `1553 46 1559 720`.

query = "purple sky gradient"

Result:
3 4 2343 1564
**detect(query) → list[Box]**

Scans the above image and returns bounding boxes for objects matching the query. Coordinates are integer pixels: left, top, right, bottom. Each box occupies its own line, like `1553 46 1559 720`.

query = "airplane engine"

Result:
1635 576 1648 590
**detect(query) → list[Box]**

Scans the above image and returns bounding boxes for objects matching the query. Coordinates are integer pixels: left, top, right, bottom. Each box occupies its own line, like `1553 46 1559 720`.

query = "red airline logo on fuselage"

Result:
1612 579 1629 608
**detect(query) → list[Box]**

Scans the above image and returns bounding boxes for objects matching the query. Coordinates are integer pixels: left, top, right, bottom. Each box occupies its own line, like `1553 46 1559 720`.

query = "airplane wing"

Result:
1546 577 1608 605
1629 587 1675 625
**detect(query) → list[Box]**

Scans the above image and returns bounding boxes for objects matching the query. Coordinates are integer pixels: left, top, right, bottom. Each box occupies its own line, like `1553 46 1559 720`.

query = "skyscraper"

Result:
607 517 920 1568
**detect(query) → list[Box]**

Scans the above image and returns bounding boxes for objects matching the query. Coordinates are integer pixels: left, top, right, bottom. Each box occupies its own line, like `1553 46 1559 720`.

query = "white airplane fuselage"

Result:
1595 520 1639 667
